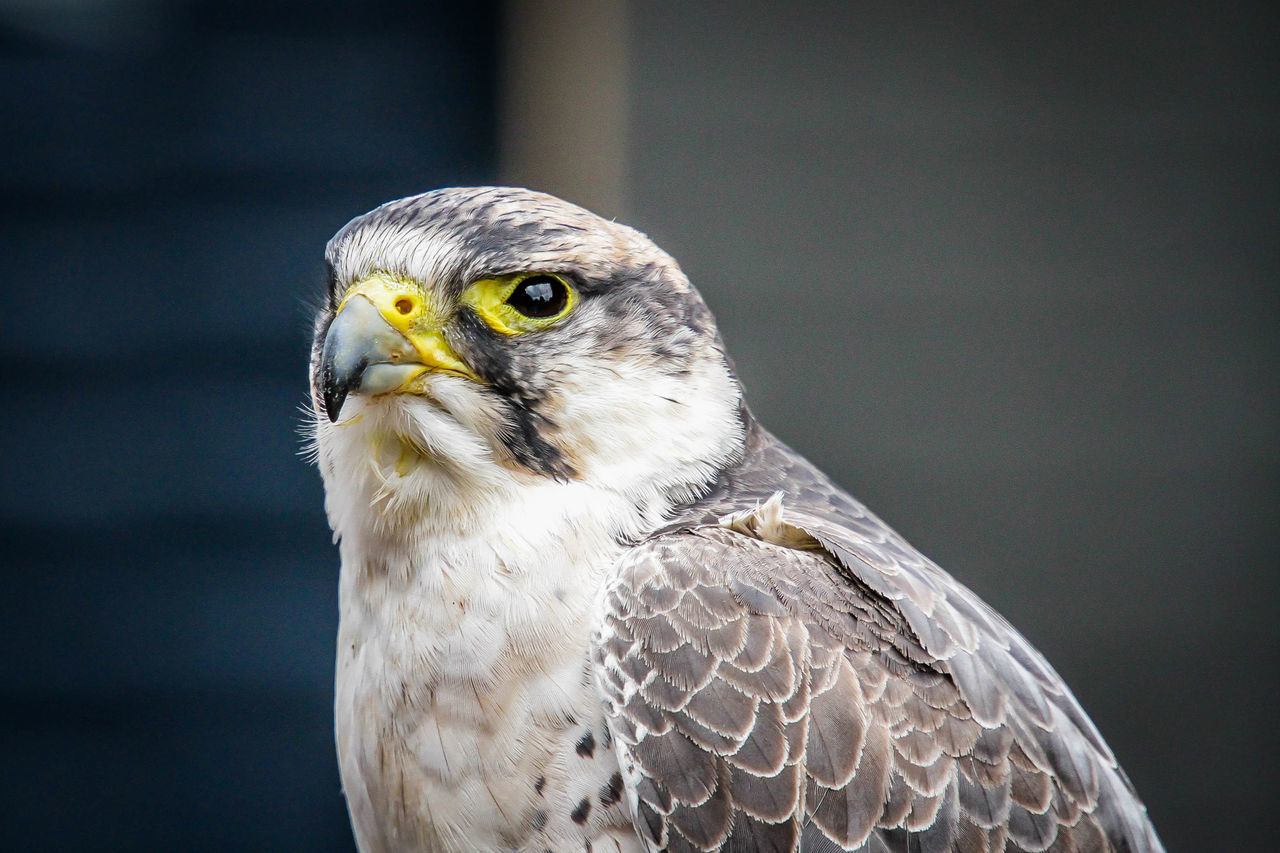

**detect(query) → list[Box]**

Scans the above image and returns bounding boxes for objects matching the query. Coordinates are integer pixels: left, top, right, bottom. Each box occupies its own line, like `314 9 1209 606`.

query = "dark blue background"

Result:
1 2 495 849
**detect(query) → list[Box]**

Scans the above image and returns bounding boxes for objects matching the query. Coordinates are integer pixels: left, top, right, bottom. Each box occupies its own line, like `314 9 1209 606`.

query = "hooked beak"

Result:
319 276 476 422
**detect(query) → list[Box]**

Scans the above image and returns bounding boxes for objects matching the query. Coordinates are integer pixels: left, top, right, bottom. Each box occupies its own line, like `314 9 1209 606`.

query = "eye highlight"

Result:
461 272 577 335
506 275 569 318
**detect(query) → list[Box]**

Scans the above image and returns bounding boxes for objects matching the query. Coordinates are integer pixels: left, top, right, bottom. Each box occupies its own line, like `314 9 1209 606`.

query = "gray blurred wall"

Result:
622 4 1277 849
508 2 1278 848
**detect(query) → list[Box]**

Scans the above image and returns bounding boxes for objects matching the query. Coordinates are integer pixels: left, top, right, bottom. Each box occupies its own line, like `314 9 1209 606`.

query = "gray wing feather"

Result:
592 485 1164 852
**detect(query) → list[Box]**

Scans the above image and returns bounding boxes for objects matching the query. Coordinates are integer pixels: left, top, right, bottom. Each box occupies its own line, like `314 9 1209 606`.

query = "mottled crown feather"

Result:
323 186 692 309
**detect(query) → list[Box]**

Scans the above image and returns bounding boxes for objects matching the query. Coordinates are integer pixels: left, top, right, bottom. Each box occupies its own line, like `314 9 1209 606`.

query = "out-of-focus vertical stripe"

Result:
499 0 629 220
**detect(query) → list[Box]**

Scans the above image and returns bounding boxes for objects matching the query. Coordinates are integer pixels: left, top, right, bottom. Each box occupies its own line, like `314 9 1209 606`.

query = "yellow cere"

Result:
338 273 429 335
461 273 577 335
339 273 477 380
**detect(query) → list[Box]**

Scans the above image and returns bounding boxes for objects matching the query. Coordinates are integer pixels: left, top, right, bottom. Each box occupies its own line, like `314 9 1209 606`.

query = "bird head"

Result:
309 188 746 531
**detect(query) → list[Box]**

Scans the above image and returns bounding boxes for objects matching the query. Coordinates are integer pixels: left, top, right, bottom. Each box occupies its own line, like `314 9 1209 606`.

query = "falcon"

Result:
308 187 1164 853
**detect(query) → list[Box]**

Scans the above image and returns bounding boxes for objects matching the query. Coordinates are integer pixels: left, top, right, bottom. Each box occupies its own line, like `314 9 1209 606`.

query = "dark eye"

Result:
506 275 569 319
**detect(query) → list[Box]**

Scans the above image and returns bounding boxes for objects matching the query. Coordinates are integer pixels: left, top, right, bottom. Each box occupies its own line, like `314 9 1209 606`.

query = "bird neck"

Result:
315 351 748 561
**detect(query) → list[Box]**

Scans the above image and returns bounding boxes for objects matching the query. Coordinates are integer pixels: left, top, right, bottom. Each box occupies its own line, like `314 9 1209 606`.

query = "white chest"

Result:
311 384 736 852
331 499 640 853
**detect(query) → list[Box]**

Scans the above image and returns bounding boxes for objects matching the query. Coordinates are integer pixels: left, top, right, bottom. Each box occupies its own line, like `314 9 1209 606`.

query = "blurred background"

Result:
0 0 1274 850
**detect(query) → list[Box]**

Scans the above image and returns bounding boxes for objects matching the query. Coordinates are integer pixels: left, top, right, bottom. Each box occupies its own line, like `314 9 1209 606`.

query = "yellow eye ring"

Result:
461 272 577 335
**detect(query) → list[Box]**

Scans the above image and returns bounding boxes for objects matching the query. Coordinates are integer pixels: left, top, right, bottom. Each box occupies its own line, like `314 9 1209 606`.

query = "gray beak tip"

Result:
322 364 350 423
319 294 418 423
